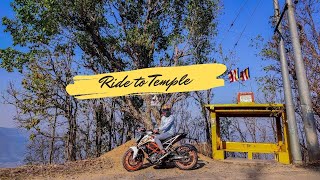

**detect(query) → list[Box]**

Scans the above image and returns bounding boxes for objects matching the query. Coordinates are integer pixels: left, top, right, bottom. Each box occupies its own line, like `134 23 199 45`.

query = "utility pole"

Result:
272 0 302 164
285 0 320 162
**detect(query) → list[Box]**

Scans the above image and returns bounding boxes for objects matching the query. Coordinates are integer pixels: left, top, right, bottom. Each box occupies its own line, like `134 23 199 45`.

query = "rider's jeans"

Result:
154 132 172 150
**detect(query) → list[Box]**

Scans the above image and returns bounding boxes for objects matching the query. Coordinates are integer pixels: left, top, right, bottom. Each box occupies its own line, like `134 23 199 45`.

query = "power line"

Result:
233 0 263 49
226 0 250 32
219 0 250 44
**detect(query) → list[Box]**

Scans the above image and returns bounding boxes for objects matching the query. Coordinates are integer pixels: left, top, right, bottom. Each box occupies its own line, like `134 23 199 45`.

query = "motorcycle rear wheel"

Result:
122 149 143 172
174 145 198 170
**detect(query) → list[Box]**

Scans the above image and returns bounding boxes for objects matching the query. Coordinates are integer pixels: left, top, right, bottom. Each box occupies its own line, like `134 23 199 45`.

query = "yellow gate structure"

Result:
205 103 291 164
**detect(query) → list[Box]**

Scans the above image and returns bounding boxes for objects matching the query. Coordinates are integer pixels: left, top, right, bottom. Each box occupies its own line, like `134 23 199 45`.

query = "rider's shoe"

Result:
154 162 166 169
146 157 152 163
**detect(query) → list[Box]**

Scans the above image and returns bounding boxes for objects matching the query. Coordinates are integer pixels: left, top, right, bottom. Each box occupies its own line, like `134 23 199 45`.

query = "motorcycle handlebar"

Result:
137 128 159 135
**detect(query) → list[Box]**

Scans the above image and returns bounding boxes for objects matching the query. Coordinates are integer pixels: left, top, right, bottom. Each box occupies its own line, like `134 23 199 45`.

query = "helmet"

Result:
162 104 171 110
161 104 171 117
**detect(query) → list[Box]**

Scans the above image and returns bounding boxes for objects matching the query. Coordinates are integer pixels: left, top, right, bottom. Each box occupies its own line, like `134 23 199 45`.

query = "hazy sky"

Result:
0 0 284 128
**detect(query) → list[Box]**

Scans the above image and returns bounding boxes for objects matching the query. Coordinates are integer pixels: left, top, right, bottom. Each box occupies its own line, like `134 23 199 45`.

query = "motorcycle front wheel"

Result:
174 145 198 170
122 149 144 172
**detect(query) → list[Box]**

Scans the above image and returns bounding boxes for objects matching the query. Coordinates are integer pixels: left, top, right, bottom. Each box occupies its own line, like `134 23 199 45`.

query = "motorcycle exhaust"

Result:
170 155 189 161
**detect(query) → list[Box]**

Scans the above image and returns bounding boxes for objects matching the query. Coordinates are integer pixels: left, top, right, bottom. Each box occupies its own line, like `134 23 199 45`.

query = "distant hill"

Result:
0 127 28 168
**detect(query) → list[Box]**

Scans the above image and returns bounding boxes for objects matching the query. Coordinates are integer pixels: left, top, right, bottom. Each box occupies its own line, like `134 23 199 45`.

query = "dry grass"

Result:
0 140 137 179
0 157 113 179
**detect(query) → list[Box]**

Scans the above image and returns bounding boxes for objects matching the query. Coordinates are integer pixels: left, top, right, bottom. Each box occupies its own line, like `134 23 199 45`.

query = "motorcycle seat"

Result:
160 133 187 142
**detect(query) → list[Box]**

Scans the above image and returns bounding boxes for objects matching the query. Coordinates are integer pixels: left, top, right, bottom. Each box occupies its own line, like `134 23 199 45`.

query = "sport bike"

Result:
122 128 198 171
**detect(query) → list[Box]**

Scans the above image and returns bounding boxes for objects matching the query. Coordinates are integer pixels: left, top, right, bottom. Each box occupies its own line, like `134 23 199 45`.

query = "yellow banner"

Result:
66 64 226 99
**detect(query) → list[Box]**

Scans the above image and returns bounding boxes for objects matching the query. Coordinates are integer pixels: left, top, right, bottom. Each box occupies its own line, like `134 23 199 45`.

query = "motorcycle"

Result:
122 127 198 171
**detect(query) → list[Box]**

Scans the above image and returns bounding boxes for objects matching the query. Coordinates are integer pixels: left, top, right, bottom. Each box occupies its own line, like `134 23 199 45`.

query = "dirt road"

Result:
1 141 319 180
67 156 320 180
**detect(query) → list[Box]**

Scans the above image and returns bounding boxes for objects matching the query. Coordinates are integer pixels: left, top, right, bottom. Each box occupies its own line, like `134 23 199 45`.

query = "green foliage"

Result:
29 133 36 140
1 0 221 72
0 48 29 72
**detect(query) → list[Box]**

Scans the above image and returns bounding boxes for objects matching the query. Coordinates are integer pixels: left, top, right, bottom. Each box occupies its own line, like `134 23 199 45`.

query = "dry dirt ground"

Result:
1 140 320 180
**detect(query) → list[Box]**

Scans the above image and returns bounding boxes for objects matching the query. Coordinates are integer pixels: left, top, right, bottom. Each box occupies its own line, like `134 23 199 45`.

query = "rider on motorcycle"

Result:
154 104 175 155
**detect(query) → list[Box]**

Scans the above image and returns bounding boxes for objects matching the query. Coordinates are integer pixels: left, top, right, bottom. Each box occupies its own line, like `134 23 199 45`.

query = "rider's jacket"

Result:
159 115 175 135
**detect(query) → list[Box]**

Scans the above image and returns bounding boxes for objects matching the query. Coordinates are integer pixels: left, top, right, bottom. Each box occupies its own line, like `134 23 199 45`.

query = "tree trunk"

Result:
49 107 58 164
95 102 103 157
67 116 77 161
143 95 153 129
85 122 91 158
66 96 77 161
203 106 212 143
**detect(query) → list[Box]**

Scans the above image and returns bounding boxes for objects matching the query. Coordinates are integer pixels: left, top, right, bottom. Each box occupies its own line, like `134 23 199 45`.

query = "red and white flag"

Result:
240 67 250 81
228 68 239 83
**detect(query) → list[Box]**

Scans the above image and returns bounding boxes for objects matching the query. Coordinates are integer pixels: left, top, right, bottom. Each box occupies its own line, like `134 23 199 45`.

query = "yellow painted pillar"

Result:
276 116 283 145
282 113 290 152
278 112 291 164
211 112 217 158
211 111 224 160
216 116 221 149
